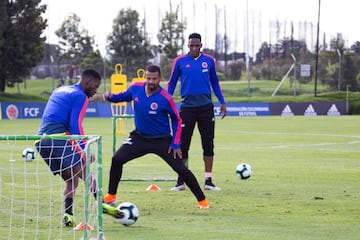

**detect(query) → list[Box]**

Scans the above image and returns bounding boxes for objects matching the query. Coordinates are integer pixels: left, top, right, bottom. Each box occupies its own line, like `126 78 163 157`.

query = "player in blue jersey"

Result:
35 69 102 227
167 33 227 191
102 65 210 209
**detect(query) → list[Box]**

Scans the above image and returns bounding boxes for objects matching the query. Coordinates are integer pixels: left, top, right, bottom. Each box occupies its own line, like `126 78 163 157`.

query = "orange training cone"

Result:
74 222 94 231
146 184 161 191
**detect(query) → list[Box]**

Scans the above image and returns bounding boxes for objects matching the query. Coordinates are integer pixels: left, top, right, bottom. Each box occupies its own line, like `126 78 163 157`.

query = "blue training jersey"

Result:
37 84 88 136
108 82 182 149
167 52 225 107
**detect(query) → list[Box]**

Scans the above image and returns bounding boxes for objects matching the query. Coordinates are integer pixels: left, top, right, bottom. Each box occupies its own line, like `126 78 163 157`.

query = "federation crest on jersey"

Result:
150 102 158 110
201 62 208 68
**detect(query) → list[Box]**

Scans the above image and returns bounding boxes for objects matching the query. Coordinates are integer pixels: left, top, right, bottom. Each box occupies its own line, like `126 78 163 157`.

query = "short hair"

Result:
189 33 201 42
82 69 101 80
146 64 161 77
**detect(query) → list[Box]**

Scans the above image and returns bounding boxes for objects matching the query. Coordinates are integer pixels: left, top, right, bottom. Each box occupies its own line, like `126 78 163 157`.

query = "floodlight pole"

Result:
337 49 341 91
246 0 251 95
102 57 106 92
291 53 296 96
314 0 321 97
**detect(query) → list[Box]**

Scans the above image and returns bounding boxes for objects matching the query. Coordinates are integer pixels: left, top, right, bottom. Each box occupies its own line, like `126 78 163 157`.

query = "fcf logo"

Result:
24 107 40 117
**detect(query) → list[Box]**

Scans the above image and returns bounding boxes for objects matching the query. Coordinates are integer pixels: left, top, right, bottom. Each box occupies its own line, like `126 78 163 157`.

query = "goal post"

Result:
0 134 104 240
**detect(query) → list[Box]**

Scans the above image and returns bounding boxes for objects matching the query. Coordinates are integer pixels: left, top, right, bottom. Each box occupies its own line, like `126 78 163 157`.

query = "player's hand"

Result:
103 91 112 101
220 103 227 119
168 147 182 159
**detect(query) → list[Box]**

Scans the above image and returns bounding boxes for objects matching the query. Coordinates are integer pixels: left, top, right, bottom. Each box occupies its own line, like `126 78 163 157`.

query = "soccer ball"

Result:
236 163 252 179
115 202 139 226
22 147 36 162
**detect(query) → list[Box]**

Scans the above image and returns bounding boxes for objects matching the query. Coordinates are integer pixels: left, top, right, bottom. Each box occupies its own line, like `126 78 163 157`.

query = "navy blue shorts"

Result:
35 139 85 175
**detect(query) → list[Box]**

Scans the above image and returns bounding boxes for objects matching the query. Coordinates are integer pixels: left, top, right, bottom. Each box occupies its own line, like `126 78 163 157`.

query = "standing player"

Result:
67 64 77 85
167 33 227 191
102 64 210 210
35 69 102 227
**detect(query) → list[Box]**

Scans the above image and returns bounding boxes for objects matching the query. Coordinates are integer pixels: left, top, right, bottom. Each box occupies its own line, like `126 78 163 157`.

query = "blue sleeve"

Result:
69 94 88 135
167 59 180 95
169 108 182 149
161 90 182 149
209 61 225 104
109 88 133 102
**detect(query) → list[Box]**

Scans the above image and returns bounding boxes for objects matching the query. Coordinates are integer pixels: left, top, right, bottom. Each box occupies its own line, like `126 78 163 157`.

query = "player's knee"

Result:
111 155 127 166
177 167 190 176
202 141 214 156
182 152 189 159
203 148 214 156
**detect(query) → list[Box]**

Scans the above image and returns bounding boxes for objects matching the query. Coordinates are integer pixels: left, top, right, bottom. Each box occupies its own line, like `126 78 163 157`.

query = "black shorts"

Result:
180 104 215 158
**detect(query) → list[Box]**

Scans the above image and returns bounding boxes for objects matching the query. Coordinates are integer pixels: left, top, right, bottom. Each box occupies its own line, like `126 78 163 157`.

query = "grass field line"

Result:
264 141 360 149
221 130 360 139
220 141 360 152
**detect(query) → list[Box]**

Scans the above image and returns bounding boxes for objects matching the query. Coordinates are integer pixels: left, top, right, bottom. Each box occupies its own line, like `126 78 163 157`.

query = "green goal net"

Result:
0 135 104 240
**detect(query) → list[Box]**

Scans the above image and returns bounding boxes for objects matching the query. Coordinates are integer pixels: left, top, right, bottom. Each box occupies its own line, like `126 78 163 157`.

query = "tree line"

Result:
1 0 359 93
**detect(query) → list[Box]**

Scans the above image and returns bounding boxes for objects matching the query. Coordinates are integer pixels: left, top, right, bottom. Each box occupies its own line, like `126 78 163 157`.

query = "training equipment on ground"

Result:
0 135 104 240
115 202 139 226
111 63 127 136
236 163 252 179
22 147 36 161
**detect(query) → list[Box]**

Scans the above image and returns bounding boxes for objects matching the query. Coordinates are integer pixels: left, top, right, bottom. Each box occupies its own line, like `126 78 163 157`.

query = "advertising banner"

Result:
0 102 134 119
0 101 349 119
214 102 271 116
270 102 349 116
1 102 46 119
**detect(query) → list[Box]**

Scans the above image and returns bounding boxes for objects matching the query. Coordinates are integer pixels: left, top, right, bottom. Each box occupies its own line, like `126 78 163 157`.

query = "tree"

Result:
350 41 360 55
0 0 47 92
254 42 272 64
157 4 186 59
0 0 6 52
55 13 94 67
342 53 358 91
80 50 108 78
329 34 345 52
228 61 244 80
107 8 152 79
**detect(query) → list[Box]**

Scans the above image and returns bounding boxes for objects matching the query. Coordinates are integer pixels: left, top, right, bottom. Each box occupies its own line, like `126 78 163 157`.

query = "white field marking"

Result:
219 130 360 150
266 141 360 149
222 130 360 139
219 141 360 151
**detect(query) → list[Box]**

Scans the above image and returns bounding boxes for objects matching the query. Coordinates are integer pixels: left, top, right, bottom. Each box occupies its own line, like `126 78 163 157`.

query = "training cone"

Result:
146 184 161 191
74 222 94 231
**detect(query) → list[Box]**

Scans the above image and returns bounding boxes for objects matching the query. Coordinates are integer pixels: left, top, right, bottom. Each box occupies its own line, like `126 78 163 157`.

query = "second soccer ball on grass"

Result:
22 147 36 162
236 163 252 180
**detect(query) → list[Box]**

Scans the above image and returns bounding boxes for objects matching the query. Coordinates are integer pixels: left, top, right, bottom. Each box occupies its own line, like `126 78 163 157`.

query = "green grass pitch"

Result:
0 116 359 240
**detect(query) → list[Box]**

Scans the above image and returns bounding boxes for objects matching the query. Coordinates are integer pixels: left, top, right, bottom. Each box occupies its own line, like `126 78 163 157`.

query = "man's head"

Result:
188 33 202 58
79 69 101 98
145 65 161 93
